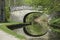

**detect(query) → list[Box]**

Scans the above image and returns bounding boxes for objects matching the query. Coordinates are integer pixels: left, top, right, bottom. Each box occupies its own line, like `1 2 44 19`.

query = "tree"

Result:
24 0 60 14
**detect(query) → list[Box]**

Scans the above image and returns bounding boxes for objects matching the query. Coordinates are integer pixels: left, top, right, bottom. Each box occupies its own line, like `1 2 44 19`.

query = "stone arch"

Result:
10 10 40 22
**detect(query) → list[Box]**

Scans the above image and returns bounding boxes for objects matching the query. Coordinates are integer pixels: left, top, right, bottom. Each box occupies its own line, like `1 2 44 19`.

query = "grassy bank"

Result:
0 22 26 40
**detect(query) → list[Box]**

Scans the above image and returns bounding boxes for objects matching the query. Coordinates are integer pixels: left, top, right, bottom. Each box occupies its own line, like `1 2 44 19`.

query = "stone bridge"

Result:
10 6 43 22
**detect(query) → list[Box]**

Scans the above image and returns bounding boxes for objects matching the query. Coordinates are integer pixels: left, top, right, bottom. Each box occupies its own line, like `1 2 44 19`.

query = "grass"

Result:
0 20 26 26
51 27 60 38
0 22 26 40
50 18 60 24
49 18 60 33
51 27 60 33
0 22 20 26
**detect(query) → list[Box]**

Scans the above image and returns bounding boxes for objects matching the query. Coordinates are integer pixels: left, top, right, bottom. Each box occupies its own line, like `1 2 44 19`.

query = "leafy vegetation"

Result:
5 0 10 21
49 12 60 33
24 0 60 14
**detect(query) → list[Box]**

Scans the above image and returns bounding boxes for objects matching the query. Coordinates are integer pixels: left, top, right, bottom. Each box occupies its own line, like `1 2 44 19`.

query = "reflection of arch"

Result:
23 27 47 37
23 12 41 23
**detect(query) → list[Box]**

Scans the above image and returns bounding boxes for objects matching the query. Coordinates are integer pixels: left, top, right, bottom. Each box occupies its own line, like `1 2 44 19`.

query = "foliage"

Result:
5 0 10 21
7 0 60 13
51 27 60 33
50 18 60 24
49 12 60 33
24 0 60 14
